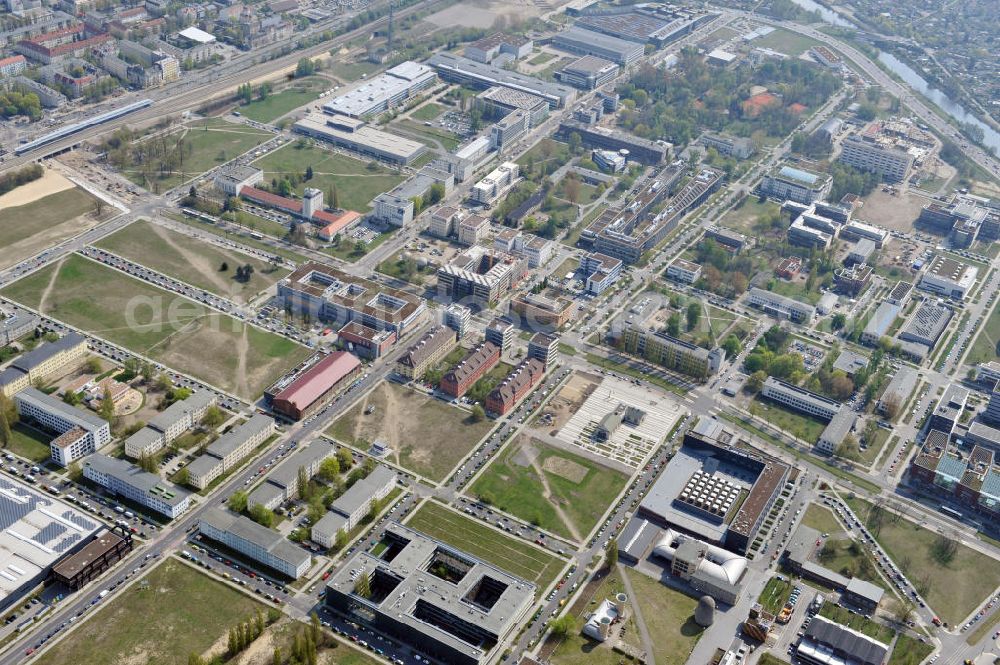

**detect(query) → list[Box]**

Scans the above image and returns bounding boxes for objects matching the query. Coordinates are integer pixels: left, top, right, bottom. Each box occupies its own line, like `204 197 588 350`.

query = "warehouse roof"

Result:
273 352 361 414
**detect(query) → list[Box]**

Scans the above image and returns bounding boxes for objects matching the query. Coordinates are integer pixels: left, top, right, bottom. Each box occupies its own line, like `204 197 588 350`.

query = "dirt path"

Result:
354 383 403 466
234 324 250 400
37 255 66 312
528 451 583 542
148 222 236 299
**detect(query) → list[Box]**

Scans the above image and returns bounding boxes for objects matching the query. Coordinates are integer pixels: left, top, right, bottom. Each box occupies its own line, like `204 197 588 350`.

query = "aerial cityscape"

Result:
0 0 999 664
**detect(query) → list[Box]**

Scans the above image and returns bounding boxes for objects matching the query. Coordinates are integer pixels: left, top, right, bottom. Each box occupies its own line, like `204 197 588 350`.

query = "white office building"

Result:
83 454 191 519
199 508 311 578
761 377 842 421
13 388 111 467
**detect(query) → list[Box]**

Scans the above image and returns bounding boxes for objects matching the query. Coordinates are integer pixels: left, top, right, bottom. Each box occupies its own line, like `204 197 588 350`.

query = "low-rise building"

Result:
621 325 724 379
13 388 110 466
199 508 310 578
817 410 856 455
337 321 396 360
186 414 275 490
746 288 815 323
898 301 952 349
833 263 873 296
527 333 559 371
463 33 532 64
929 384 969 435
312 465 397 548
0 332 87 398
579 252 623 295
860 302 900 346
761 377 842 421
294 114 426 166
485 357 546 416
267 351 362 421
441 342 500 397
698 132 754 159
666 258 702 284
877 366 917 417
395 325 458 380
0 304 38 346
651 529 748 605
248 439 337 510
759 165 831 204
795 615 889 665
83 454 190 519
470 162 519 206
508 291 575 331
555 55 618 90
123 391 217 458
918 255 978 300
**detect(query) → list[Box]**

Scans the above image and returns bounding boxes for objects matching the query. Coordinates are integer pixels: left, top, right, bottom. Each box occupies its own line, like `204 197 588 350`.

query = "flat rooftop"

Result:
327 522 535 661
0 476 102 602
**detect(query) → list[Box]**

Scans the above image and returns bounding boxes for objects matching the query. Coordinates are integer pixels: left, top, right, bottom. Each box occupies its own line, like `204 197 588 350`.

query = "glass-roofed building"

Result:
759 164 832 204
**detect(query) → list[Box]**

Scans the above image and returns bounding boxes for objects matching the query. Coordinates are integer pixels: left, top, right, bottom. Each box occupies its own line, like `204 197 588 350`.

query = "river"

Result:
785 0 1000 155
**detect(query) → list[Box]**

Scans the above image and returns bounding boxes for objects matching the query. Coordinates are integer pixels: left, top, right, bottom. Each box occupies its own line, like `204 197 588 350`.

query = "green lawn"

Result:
888 633 934 665
237 77 327 123
718 197 781 235
624 569 704 665
816 538 889 592
819 603 895 643
1 254 310 400
751 397 827 442
7 422 55 462
846 496 1000 625
470 436 629 541
758 576 793 614
801 504 842 535
755 28 821 56
96 219 288 302
393 119 461 151
410 102 445 122
0 187 106 270
35 558 267 665
328 60 382 82
123 118 273 190
529 52 558 65
404 500 564 589
253 142 404 212
164 212 309 264
517 138 571 174
966 298 1000 365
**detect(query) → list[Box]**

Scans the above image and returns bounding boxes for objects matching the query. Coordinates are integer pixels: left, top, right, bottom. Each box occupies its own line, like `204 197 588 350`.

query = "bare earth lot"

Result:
0 177 109 270
326 380 494 482
0 254 310 400
96 219 288 303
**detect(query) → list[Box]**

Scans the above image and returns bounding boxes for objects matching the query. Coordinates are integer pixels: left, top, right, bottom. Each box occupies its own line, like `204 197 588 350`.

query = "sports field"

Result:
119 117 273 190
0 185 108 270
846 495 1000 625
326 381 493 482
470 435 629 541
96 219 288 302
1 254 310 400
404 500 564 589
254 143 405 212
35 558 266 665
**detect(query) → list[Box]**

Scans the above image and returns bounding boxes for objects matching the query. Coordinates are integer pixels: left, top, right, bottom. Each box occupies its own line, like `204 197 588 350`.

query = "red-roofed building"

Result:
241 186 303 214
267 351 362 421
18 33 112 64
315 210 362 240
485 358 545 416
0 55 27 78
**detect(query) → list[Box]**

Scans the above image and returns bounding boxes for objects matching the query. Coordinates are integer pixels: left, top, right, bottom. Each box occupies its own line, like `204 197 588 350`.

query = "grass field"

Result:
393 119 461 151
817 538 889 591
469 436 628 541
164 212 309 264
326 381 493 482
124 118 273 190
253 142 404 212
624 569 704 665
801 504 842 535
752 397 827 442
8 422 55 462
328 60 381 81
238 76 327 123
96 219 288 302
35 559 266 665
0 187 106 270
846 495 1000 625
966 298 1000 365
410 102 445 122
755 28 820 56
819 603 895 643
1 254 310 400
404 500 564 589
718 197 781 235
529 52 558 65
758 576 794 614
888 633 933 665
